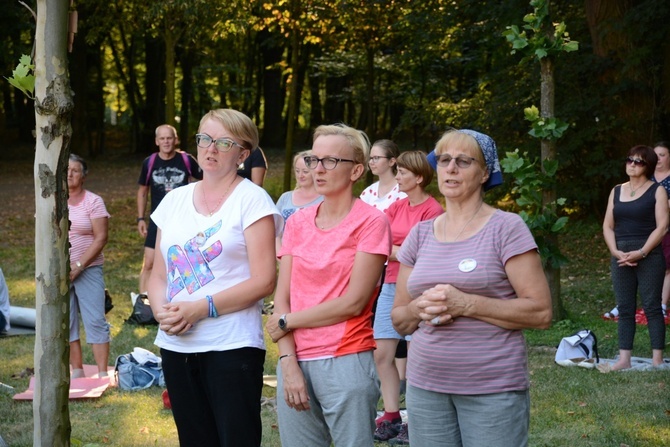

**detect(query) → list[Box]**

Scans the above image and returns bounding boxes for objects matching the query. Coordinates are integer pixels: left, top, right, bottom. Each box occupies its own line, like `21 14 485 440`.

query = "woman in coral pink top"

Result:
267 124 392 447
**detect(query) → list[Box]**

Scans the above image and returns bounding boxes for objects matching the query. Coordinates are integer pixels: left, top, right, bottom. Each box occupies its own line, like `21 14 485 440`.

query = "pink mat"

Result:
13 364 115 401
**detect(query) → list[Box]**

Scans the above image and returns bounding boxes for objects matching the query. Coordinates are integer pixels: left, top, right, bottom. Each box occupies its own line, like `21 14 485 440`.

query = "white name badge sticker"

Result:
458 258 477 273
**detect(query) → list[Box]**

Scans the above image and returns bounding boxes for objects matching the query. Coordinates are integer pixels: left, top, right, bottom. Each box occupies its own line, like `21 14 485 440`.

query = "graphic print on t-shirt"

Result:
152 167 186 193
166 221 223 300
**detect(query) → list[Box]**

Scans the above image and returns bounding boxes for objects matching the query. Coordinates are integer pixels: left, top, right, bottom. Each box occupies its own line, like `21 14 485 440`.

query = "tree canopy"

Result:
2 0 669 215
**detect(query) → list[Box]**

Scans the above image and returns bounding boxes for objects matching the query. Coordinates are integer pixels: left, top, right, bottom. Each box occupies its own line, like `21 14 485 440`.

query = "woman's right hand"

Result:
156 306 192 336
280 357 310 412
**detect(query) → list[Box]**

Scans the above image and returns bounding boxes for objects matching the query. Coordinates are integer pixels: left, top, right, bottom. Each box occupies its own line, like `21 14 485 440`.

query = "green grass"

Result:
1 153 669 446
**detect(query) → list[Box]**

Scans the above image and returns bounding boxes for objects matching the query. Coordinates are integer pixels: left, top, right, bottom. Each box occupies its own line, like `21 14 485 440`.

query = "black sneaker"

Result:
388 423 410 445
374 420 401 441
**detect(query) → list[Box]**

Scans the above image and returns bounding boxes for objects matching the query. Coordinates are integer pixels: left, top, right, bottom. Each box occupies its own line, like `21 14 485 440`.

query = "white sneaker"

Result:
603 306 619 319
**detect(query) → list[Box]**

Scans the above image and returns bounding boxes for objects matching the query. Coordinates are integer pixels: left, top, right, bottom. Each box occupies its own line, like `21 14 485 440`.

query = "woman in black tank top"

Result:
601 145 668 372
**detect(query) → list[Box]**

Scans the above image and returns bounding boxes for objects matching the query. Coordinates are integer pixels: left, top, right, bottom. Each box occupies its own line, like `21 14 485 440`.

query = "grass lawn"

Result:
0 150 668 446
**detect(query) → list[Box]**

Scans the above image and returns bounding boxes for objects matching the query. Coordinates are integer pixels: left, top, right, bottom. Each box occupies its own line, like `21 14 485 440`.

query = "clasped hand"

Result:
156 300 204 336
413 284 469 326
614 249 641 267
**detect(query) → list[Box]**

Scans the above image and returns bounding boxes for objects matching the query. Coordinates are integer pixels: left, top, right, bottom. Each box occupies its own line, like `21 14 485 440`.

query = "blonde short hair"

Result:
199 109 259 151
313 124 370 173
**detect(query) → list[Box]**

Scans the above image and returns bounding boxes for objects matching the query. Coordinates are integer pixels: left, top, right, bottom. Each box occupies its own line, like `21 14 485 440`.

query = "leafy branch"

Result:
5 54 35 100
501 150 568 269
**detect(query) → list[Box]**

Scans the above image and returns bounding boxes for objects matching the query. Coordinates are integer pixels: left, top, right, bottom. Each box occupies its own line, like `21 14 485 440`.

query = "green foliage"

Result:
501 149 568 269
5 54 35 99
523 105 570 140
503 0 579 61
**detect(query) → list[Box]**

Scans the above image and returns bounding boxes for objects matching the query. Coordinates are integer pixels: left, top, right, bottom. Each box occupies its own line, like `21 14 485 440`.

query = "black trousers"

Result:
161 347 265 447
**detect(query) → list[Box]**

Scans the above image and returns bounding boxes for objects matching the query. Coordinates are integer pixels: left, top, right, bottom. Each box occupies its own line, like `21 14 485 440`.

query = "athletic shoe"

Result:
603 306 619 319
388 423 410 445
374 420 400 441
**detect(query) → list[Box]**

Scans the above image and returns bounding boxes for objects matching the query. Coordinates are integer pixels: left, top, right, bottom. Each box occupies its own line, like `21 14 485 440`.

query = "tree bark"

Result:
33 1 73 445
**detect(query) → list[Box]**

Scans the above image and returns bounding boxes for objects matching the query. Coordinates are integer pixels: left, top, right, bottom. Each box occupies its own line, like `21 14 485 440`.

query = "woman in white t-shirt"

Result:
360 139 406 211
147 109 281 447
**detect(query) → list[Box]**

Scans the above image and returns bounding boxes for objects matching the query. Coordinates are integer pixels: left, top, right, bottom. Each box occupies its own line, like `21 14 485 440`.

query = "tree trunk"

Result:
540 52 565 320
284 1 301 192
164 23 177 126
33 1 73 445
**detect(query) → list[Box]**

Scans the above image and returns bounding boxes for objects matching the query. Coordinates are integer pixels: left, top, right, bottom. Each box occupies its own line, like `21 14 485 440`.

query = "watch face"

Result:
279 315 287 330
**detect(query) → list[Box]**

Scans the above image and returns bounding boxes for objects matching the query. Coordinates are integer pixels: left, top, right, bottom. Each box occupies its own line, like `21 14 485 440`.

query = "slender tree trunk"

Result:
164 24 177 126
33 0 73 445
284 0 301 192
540 51 564 320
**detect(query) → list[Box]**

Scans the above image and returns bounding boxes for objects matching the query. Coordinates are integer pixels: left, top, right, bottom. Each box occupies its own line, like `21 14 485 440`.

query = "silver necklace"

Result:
629 180 647 197
444 201 484 242
202 176 237 217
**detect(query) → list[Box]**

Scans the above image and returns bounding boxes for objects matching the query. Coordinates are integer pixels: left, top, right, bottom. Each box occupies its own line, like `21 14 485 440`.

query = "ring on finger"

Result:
431 316 440 325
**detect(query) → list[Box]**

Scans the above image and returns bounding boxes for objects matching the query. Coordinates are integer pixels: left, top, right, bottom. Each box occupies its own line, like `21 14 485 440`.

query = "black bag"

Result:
104 289 114 314
125 294 158 325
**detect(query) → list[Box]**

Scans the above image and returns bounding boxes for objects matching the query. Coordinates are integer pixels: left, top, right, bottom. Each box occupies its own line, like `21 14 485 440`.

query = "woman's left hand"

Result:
616 250 641 267
266 313 289 343
69 263 82 282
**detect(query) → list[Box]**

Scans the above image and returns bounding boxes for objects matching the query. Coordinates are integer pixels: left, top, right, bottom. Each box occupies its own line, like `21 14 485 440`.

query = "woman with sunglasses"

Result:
360 139 406 210
147 109 281 446
266 124 391 447
391 129 552 447
600 145 668 372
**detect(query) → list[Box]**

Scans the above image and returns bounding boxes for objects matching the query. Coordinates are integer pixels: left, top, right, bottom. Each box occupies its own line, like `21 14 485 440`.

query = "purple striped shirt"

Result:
398 210 537 394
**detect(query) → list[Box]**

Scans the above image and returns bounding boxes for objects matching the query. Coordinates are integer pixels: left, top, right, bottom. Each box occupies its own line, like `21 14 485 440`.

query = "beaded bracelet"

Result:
206 295 218 318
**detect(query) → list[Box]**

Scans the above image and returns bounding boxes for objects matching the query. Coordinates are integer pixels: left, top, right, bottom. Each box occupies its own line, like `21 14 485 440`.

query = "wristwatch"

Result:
278 314 290 332
137 217 145 223
75 261 82 269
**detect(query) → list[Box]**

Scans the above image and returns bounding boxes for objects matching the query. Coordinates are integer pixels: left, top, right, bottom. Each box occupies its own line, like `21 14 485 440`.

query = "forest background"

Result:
2 0 670 215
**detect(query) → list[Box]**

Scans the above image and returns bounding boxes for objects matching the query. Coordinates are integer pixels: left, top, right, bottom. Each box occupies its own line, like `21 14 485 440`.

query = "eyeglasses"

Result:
625 157 646 167
304 156 356 170
195 133 245 152
369 156 390 163
436 154 477 169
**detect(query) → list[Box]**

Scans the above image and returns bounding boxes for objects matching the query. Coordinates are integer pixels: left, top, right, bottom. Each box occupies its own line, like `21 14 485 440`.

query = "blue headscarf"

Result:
426 129 503 191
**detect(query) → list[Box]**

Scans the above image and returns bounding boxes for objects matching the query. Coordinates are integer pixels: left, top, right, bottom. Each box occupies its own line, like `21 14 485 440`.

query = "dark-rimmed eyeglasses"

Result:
304 156 356 170
436 154 477 169
625 157 646 167
369 156 390 163
195 133 245 152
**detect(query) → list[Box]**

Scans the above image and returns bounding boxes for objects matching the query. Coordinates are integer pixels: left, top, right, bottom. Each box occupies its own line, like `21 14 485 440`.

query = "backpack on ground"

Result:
115 347 165 390
555 329 599 368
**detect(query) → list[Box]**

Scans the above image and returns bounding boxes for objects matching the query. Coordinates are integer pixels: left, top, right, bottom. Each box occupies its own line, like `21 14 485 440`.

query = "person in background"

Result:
147 109 281 447
360 138 409 400
600 145 668 372
0 267 10 335
137 124 202 295
275 150 323 251
392 129 552 447
68 154 111 378
266 123 391 447
360 139 406 210
373 151 444 444
238 145 268 187
651 141 670 317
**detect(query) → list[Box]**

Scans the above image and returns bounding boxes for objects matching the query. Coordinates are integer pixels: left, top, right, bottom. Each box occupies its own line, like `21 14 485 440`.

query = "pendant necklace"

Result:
629 180 648 197
202 176 237 217
444 201 484 242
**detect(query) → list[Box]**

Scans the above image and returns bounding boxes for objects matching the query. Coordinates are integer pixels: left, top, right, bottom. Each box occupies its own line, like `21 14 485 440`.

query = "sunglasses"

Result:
625 157 647 167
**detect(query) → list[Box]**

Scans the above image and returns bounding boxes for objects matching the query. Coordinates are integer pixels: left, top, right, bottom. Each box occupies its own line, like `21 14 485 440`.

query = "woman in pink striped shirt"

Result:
68 154 111 379
391 129 552 447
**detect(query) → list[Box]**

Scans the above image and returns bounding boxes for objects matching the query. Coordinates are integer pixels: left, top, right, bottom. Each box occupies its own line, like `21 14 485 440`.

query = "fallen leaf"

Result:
567 411 575 416
139 427 150 434
579 402 587 407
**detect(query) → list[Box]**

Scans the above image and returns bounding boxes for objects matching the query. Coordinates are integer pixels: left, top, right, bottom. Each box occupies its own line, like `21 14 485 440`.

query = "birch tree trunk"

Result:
33 0 74 445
